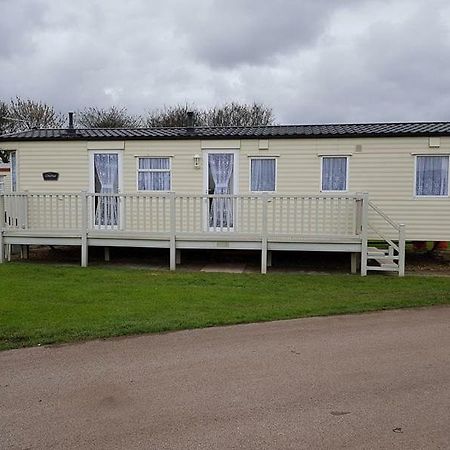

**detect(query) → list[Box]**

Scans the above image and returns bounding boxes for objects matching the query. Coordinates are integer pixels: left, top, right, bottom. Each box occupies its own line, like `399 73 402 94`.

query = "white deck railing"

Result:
1 192 364 237
0 192 406 275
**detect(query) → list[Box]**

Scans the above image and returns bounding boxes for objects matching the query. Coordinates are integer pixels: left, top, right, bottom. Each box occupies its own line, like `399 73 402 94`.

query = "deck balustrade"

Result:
2 192 363 236
0 192 405 275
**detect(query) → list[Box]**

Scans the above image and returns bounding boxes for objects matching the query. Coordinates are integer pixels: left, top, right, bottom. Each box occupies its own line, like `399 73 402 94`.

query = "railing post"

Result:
0 194 5 263
398 224 406 277
360 193 369 276
169 192 176 271
355 193 363 235
80 191 88 267
119 194 124 231
261 193 268 274
22 191 29 230
350 253 358 274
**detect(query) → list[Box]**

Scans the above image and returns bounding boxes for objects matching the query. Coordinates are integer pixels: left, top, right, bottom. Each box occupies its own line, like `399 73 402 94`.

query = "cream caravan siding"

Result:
7 136 450 240
12 141 90 192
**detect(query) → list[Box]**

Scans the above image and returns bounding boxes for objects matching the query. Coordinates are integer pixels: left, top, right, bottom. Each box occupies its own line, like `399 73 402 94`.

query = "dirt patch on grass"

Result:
9 245 450 275
405 250 450 275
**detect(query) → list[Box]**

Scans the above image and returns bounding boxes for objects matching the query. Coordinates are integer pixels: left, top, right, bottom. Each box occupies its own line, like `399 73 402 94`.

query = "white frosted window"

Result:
322 157 348 191
250 159 276 191
415 155 449 196
0 175 5 193
138 158 171 191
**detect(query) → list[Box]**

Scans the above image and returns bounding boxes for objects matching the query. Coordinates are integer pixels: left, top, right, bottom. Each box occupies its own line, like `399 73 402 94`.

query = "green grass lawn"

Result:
1 263 449 351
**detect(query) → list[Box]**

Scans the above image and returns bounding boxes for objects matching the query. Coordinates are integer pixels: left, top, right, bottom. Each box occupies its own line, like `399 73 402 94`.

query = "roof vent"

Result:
186 111 195 129
67 112 76 135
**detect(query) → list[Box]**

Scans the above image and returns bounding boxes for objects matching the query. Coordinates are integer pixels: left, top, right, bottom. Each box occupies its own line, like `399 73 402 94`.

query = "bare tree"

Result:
145 104 199 128
0 100 10 132
77 106 142 128
1 97 65 162
6 97 65 131
203 102 275 127
0 100 10 162
146 102 275 127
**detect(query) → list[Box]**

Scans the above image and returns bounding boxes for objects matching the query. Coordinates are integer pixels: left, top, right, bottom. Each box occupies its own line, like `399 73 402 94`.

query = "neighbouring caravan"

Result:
1 120 450 275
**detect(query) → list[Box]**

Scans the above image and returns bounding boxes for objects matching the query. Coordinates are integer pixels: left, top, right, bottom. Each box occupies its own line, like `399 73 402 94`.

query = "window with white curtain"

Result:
137 157 171 191
415 155 449 196
0 175 5 193
250 158 276 192
321 156 348 191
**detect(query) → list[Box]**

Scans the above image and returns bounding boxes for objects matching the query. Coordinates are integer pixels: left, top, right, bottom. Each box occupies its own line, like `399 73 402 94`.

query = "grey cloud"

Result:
282 1 450 122
0 0 47 58
178 0 360 67
0 0 449 124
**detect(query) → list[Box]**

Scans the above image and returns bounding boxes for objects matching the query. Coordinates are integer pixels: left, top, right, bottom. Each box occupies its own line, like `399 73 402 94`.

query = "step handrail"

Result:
366 200 405 276
368 201 401 230
367 223 400 252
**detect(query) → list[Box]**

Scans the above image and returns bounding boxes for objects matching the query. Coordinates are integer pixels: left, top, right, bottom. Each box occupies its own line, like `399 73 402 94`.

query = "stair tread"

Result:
367 267 399 272
368 255 398 260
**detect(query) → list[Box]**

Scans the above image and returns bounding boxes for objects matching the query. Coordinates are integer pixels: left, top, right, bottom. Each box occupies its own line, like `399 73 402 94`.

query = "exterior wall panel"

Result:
6 136 450 241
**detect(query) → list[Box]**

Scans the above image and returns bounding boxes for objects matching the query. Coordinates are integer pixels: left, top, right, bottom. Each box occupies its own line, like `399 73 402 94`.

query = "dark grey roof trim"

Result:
2 122 450 142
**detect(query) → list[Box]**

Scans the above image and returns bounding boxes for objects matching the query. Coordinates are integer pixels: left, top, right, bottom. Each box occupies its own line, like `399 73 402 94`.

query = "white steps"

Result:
366 246 400 273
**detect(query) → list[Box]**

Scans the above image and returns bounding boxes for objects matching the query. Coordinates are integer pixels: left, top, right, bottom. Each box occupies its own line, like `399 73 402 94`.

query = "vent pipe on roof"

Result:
68 112 74 129
67 112 77 136
186 111 195 129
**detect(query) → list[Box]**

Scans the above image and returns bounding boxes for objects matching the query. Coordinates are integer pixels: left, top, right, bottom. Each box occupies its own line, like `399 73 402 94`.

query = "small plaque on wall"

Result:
42 172 59 181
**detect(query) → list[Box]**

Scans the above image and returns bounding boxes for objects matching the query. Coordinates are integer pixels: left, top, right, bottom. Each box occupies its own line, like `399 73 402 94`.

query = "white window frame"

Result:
202 149 239 195
320 156 349 193
0 175 5 193
89 150 123 193
9 151 17 192
88 150 124 230
202 149 239 232
136 157 172 192
414 154 450 199
249 157 277 193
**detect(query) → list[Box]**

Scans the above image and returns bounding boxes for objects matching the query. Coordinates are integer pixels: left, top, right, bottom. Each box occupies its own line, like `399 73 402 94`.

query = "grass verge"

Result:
1 263 449 350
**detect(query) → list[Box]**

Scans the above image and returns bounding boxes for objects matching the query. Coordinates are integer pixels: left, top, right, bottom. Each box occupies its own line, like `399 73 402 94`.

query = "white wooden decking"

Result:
0 193 405 275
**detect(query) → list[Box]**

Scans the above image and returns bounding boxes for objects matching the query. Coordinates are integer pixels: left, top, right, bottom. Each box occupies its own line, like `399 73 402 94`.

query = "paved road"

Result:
1 307 449 449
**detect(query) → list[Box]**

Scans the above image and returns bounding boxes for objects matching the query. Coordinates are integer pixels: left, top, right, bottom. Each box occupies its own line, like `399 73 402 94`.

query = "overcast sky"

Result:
1 0 449 124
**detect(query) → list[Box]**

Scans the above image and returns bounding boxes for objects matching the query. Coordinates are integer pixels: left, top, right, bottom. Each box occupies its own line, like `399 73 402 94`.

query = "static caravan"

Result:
1 120 450 276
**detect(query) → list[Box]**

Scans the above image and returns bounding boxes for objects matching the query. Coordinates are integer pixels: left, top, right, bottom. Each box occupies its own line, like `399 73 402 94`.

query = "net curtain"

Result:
94 153 119 226
251 159 275 191
322 157 347 191
209 153 234 228
138 158 170 191
416 156 448 196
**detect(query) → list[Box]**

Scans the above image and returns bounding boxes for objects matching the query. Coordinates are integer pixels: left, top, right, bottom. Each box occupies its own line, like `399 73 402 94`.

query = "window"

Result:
250 158 276 192
321 156 348 191
10 151 17 192
137 157 171 191
0 175 5 193
415 155 449 196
